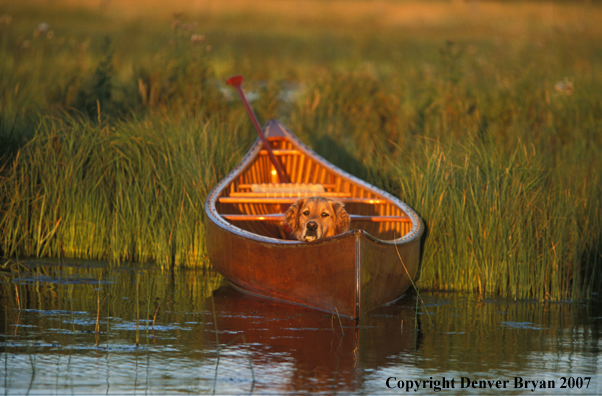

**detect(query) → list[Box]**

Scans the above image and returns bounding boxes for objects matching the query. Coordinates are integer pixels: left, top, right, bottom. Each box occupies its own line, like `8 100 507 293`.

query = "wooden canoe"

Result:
204 119 424 319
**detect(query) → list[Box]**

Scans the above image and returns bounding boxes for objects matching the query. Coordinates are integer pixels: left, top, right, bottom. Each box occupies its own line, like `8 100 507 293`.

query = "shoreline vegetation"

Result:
1 0 600 300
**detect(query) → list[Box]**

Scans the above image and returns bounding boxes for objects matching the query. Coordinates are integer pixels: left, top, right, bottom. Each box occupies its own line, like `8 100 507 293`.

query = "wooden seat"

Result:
248 182 327 196
223 183 352 201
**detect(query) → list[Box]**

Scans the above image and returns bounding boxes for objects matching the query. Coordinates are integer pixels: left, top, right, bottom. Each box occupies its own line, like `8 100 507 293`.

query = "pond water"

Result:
1 259 601 395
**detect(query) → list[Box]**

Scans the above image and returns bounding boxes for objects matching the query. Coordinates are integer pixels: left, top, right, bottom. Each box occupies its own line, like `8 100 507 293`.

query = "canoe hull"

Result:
205 218 421 318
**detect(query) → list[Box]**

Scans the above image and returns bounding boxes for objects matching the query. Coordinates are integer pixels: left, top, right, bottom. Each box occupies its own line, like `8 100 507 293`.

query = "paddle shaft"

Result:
226 76 288 183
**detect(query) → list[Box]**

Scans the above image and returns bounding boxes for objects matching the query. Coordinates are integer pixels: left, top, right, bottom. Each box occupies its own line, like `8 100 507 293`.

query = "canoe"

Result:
204 119 424 319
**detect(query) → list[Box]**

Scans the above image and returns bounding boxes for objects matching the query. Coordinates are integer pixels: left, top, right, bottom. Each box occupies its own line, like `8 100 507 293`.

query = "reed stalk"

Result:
135 272 140 347
210 293 220 395
334 308 345 336
394 235 433 328
95 270 102 334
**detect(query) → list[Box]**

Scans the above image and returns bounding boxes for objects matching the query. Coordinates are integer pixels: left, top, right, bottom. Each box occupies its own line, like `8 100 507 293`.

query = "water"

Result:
1 259 601 395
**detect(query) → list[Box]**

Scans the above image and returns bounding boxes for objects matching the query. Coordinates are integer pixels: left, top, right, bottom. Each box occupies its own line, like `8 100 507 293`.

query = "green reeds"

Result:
0 115 251 268
386 135 601 301
0 0 601 300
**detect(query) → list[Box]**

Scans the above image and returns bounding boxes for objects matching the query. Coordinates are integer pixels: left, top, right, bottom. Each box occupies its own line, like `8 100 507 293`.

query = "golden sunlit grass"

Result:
1 0 601 299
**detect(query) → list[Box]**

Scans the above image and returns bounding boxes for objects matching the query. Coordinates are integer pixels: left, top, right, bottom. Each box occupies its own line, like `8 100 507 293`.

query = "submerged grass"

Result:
0 0 601 299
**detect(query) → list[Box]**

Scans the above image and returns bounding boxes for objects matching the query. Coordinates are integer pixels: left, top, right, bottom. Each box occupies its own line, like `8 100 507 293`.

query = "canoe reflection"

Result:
206 286 421 393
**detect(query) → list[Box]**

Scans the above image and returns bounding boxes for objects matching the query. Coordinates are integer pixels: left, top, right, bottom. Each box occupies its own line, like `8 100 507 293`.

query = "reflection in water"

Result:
208 286 420 393
0 259 601 394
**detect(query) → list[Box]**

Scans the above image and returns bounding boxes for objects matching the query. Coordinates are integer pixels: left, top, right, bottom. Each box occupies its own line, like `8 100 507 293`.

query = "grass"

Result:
388 137 601 300
0 0 601 299
0 115 252 268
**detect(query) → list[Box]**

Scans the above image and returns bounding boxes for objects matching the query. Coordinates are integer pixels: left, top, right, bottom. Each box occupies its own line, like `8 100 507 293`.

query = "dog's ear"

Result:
284 198 305 233
332 200 351 234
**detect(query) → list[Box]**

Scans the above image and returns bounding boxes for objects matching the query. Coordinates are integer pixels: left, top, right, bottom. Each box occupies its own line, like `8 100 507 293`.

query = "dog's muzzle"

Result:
303 221 319 241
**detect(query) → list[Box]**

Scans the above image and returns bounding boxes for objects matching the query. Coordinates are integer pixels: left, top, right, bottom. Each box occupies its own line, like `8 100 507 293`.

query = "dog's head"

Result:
284 197 351 242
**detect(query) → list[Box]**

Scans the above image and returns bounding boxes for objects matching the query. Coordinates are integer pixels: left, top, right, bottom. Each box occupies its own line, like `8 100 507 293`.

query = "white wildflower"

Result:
554 78 574 96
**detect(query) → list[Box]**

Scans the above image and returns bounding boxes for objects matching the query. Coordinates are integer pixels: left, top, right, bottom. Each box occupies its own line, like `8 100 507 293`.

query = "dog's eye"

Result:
302 210 310 216
321 212 330 218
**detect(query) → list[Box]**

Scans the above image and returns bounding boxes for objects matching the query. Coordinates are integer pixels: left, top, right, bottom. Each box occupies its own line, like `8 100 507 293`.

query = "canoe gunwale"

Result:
205 119 424 246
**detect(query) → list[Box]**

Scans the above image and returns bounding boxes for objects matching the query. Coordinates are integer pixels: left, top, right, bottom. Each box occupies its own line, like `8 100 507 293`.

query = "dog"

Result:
284 197 351 242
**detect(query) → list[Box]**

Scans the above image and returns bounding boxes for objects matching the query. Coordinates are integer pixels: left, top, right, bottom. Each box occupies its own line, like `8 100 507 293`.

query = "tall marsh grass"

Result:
1 0 601 299
1 116 251 268
389 137 601 300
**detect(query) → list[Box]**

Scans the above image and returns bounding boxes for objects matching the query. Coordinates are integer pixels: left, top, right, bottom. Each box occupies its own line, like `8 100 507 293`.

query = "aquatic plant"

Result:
0 0 600 300
387 136 601 301
0 116 251 268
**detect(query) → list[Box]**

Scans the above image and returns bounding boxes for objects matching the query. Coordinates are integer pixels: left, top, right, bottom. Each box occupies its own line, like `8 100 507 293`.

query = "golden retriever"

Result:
285 197 351 242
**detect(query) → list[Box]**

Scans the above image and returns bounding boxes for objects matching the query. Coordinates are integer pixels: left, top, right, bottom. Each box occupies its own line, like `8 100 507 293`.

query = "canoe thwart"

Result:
237 183 337 191
221 213 412 222
219 197 385 204
250 183 325 194
259 149 302 156
228 192 351 198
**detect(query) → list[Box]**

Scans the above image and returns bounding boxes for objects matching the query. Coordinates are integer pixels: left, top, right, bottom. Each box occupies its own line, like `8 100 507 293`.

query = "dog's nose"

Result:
306 221 318 231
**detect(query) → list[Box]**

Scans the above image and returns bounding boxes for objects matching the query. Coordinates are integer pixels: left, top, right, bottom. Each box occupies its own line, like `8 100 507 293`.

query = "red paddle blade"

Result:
226 75 244 88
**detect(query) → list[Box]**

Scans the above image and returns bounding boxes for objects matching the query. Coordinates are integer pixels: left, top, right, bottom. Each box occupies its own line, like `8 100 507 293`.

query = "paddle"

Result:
226 75 288 183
